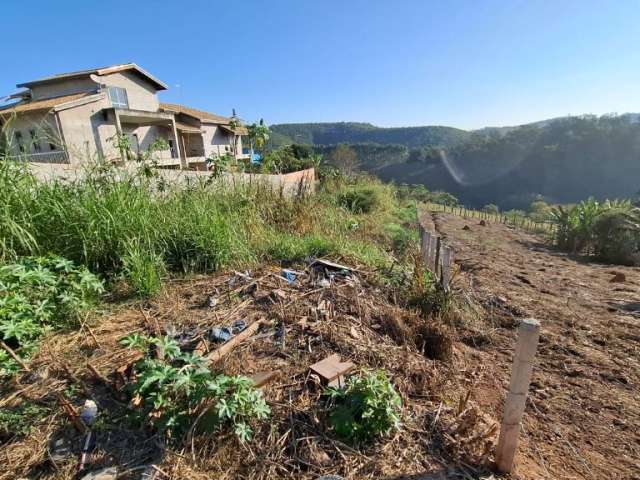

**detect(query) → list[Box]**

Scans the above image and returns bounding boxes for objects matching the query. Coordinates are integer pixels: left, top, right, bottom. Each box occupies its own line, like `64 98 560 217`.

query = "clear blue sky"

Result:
2 0 639 130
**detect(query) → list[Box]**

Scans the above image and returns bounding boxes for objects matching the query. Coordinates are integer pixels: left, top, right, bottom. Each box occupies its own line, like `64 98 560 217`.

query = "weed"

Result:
121 334 270 443
122 241 165 297
0 255 103 375
327 370 401 443
0 402 49 442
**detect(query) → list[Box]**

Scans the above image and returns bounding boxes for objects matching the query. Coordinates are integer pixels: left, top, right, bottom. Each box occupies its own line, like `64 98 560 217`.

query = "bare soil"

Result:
430 211 640 480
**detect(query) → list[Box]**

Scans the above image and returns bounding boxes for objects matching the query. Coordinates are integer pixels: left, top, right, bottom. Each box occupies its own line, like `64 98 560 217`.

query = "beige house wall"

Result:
100 71 160 112
29 77 98 100
2 112 62 156
202 124 238 158
120 123 179 163
56 96 117 165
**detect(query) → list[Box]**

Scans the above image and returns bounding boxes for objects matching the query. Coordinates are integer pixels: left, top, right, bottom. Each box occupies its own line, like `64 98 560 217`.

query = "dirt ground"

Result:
428 211 640 480
2 211 639 480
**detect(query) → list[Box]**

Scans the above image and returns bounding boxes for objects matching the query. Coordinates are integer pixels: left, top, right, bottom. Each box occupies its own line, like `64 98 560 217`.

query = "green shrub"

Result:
528 200 552 223
338 186 381 214
121 334 270 442
592 206 640 265
0 255 103 376
327 370 401 443
551 198 640 264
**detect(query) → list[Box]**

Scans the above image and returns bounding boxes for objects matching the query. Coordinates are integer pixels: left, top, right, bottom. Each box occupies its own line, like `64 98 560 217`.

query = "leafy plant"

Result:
0 402 49 441
120 334 270 442
550 197 640 264
327 370 401 443
0 255 103 376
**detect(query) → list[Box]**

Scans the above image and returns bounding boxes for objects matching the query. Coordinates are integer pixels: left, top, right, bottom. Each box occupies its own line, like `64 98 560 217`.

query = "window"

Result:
29 130 41 153
168 139 178 158
108 86 129 108
14 131 25 153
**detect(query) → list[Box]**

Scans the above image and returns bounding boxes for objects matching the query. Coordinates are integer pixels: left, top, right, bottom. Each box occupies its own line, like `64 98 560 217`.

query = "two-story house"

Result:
0 63 247 169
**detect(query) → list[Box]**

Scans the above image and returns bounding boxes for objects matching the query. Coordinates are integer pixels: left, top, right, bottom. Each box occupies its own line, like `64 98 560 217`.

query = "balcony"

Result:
6 150 69 164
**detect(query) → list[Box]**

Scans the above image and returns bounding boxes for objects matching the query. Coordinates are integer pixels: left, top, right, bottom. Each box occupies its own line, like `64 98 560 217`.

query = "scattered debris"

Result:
209 319 247 343
205 318 264 364
206 294 218 308
282 269 297 283
479 220 486 226
79 466 118 480
248 370 280 388
310 354 355 387
610 272 626 283
80 399 98 426
48 435 73 463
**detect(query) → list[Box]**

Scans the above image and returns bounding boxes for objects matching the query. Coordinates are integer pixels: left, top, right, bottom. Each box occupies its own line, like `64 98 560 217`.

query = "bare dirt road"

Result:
430 211 640 480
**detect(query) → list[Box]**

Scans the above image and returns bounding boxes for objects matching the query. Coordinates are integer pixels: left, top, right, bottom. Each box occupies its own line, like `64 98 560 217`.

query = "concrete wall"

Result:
202 124 236 157
121 124 180 164
27 163 316 197
30 77 98 100
100 71 159 112
56 96 116 165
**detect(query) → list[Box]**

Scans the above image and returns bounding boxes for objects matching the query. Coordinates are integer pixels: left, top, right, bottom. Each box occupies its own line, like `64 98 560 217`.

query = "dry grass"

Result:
0 260 499 480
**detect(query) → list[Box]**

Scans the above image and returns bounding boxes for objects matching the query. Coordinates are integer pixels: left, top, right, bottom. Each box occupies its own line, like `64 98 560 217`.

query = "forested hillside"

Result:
272 115 640 209
270 122 470 148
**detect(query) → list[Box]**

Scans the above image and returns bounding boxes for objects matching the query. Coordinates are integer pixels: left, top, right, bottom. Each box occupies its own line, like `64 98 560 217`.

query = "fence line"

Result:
424 202 557 235
418 214 454 291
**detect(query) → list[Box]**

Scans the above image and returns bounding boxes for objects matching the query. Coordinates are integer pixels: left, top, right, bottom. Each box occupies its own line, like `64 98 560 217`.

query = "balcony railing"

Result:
6 151 69 164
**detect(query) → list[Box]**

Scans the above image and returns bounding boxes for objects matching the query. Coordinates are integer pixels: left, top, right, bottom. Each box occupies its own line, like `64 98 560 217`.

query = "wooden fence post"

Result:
441 245 453 290
496 318 541 473
434 236 442 279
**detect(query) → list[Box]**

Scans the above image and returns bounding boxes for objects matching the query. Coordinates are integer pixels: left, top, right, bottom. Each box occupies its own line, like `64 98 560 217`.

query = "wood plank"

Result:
204 319 263 364
310 354 355 383
248 370 280 388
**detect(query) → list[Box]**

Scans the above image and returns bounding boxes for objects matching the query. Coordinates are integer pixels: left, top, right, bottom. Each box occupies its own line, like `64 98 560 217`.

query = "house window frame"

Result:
14 131 25 153
108 86 129 109
29 129 42 153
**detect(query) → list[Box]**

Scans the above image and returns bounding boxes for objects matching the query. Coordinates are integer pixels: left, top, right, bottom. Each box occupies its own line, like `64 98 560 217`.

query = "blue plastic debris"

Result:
282 269 296 283
209 319 247 343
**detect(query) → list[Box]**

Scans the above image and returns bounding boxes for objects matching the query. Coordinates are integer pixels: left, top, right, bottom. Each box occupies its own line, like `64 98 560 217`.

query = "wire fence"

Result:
424 202 557 235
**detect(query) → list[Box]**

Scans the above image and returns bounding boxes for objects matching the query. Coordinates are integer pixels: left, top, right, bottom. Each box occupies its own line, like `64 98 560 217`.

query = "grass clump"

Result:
122 241 165 298
327 370 401 443
0 255 103 376
121 334 270 443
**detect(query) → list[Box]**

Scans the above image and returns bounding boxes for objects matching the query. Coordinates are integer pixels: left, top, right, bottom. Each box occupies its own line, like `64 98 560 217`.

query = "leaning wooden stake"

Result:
496 318 541 473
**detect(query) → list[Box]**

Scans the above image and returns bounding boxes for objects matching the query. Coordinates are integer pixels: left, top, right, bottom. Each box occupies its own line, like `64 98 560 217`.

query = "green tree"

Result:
247 119 270 159
482 203 500 214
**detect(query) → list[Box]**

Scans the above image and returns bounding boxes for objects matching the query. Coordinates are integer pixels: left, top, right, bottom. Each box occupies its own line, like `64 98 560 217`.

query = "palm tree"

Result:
247 119 270 161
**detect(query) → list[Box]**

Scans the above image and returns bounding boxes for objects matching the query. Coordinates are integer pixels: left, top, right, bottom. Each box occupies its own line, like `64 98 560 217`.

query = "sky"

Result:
2 0 639 130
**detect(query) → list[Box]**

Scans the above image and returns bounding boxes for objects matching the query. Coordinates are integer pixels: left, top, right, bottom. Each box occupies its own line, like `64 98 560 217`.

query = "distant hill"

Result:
269 122 470 148
271 115 640 209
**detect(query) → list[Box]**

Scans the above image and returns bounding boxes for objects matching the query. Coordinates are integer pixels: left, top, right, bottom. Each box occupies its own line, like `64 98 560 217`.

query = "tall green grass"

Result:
0 161 416 295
